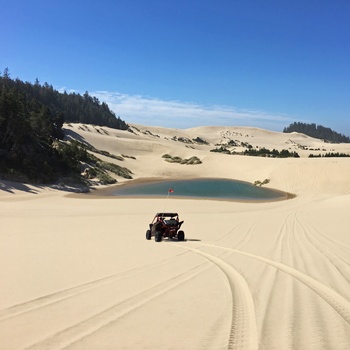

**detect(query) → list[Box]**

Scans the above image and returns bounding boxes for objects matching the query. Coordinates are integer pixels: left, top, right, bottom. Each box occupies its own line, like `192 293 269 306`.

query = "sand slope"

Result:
1 124 350 349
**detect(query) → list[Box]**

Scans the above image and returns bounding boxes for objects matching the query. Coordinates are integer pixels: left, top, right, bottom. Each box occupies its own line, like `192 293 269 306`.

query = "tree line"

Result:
0 69 128 183
210 146 300 158
0 69 128 129
283 122 350 143
309 152 350 158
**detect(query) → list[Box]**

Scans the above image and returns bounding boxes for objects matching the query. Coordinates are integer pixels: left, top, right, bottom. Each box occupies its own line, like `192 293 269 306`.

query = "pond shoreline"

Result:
79 177 295 203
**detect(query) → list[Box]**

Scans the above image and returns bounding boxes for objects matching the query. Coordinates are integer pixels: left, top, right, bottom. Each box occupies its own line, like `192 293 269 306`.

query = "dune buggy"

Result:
146 212 185 242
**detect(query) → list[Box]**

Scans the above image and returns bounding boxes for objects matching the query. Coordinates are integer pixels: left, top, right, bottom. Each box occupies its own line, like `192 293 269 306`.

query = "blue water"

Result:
109 178 286 201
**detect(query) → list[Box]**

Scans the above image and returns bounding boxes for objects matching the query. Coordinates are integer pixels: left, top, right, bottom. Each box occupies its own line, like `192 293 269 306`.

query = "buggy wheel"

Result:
155 231 162 242
146 230 151 240
178 230 185 241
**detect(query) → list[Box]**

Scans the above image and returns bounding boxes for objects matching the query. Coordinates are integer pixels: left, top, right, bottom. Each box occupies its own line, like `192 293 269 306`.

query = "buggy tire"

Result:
155 231 162 242
178 230 185 241
146 230 152 240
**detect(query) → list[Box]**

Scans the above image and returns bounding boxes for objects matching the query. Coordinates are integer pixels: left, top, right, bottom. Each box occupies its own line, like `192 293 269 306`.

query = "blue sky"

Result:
2 0 350 135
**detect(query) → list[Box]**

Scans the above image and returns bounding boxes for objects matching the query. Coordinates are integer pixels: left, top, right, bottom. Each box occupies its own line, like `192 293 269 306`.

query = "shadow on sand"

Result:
0 179 89 195
63 129 93 147
161 238 201 243
0 181 42 194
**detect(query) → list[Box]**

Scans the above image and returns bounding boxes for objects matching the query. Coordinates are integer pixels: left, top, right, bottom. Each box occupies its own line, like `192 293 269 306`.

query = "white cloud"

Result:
56 87 79 94
91 91 294 130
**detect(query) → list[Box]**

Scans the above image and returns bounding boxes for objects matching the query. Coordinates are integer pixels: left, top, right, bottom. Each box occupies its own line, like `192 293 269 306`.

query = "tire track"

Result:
193 242 350 325
274 211 296 265
24 263 210 350
175 244 258 350
290 213 350 307
214 222 242 242
230 212 267 250
233 220 257 250
0 252 188 322
294 213 350 282
298 211 350 261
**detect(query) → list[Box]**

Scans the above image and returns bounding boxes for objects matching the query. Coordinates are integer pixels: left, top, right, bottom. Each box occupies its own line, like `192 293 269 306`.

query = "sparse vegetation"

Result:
210 147 231 154
214 139 253 149
172 136 193 144
162 154 202 165
254 179 270 186
211 146 300 158
180 156 202 165
84 167 116 185
143 130 160 138
96 161 133 179
122 154 136 160
243 148 300 158
63 141 134 184
166 156 183 163
162 154 172 159
192 137 209 145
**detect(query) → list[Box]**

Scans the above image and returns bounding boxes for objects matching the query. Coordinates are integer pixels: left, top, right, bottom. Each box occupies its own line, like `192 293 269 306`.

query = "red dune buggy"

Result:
146 213 185 242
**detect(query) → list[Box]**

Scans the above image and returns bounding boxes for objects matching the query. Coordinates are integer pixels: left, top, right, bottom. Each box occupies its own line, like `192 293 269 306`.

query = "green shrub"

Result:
97 161 133 179
122 154 136 160
163 154 202 165
185 156 202 164
165 156 182 163
254 179 270 186
162 154 172 159
97 173 117 185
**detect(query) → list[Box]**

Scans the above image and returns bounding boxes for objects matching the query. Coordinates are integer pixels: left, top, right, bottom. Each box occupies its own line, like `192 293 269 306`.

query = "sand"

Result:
1 123 350 349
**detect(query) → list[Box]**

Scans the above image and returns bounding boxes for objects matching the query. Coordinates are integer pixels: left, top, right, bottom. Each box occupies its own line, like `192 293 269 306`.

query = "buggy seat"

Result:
164 219 178 226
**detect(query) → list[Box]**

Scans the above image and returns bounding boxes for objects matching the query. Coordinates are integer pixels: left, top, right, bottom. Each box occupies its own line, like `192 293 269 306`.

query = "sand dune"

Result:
1 123 350 349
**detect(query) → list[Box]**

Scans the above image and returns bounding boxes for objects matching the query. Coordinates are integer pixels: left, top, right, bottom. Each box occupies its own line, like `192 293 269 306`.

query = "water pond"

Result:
107 178 288 201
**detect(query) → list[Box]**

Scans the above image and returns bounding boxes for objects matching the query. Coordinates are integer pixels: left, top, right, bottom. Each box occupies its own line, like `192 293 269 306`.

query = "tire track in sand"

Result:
298 211 350 263
195 242 350 325
0 252 188 322
24 263 210 350
175 244 258 350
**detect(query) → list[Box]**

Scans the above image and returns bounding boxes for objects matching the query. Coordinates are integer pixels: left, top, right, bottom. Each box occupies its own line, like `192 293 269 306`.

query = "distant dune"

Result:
1 123 350 350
